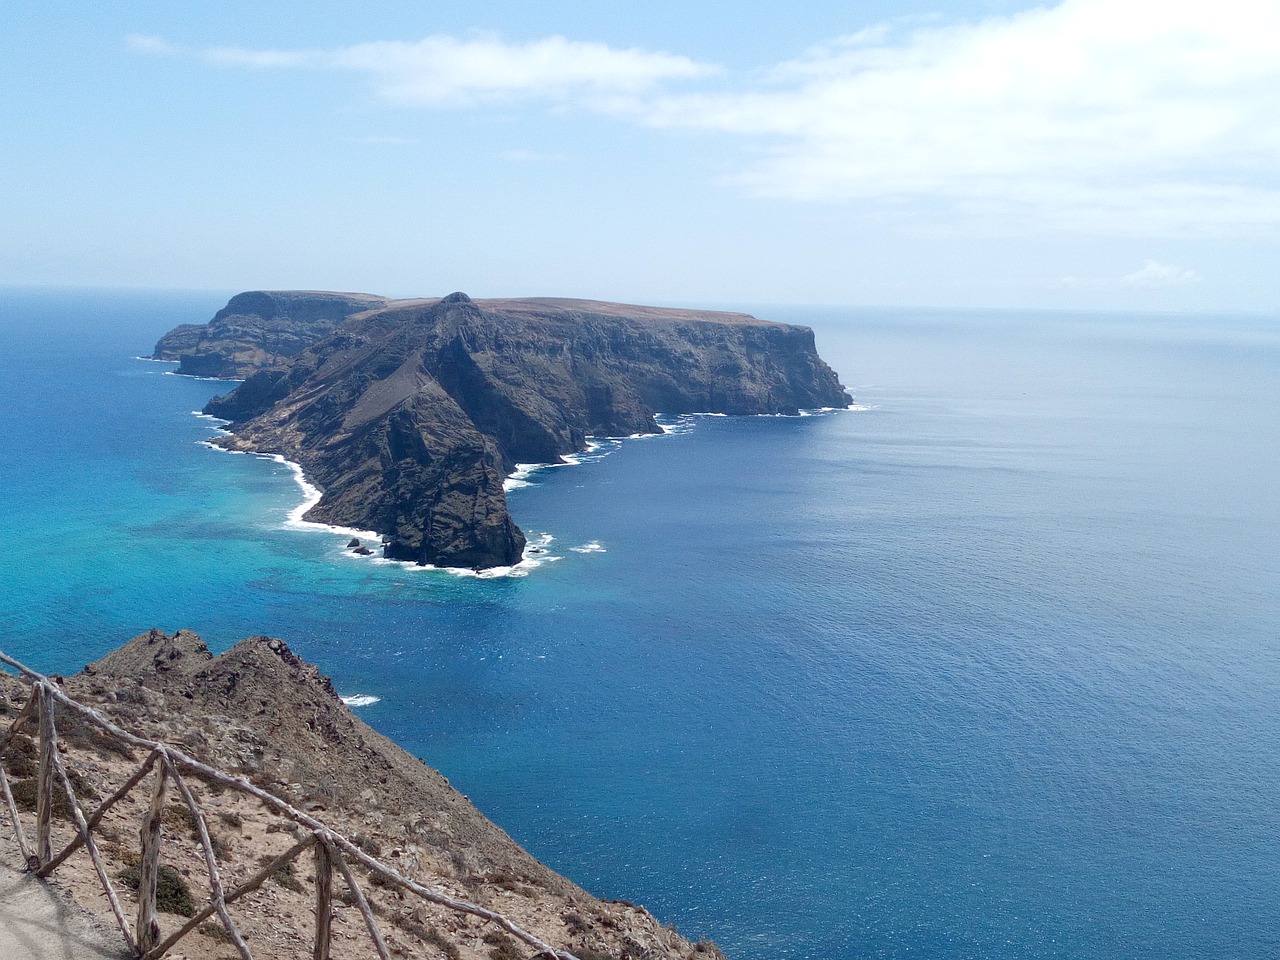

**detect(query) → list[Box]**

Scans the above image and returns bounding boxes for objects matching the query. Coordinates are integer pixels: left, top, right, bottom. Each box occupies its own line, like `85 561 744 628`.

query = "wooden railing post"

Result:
327 840 390 960
137 757 169 954
0 761 34 871
35 682 55 865
314 837 333 960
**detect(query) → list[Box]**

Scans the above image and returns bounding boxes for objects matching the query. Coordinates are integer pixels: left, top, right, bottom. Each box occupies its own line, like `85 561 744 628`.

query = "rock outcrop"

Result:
153 290 388 378
161 290 849 568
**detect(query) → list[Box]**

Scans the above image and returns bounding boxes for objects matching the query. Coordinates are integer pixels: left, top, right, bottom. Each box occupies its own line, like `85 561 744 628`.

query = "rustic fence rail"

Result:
0 649 581 960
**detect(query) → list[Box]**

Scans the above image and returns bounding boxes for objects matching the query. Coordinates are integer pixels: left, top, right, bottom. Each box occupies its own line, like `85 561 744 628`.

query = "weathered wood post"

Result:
137 757 169 954
314 837 333 960
35 682 55 865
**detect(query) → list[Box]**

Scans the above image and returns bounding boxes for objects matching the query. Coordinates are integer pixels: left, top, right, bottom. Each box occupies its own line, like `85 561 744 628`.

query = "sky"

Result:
2 0 1278 311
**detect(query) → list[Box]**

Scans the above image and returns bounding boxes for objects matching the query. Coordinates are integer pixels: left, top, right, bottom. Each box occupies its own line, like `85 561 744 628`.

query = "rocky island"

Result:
155 291 849 569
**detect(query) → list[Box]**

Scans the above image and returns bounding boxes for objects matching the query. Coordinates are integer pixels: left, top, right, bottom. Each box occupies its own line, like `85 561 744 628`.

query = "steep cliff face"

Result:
153 290 388 378
183 291 849 568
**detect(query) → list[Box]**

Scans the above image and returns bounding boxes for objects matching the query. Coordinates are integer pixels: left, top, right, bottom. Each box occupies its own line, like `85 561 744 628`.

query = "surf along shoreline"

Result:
159 356 854 580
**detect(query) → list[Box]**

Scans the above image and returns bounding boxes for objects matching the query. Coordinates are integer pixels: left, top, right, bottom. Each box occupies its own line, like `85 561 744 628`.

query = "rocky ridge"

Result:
157 291 849 568
0 629 726 960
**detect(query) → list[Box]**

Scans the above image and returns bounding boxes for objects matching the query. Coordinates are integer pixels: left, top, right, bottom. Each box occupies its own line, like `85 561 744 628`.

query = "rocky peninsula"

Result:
155 291 849 568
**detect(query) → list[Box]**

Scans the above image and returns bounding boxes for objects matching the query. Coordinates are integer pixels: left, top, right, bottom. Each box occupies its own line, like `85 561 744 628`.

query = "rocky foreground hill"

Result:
154 291 849 569
0 630 726 960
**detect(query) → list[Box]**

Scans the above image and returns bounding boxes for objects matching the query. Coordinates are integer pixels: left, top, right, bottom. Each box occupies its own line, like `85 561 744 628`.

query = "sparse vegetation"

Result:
118 864 197 917
338 888 361 907
3 735 38 777
425 928 463 960
571 948 618 960
98 840 139 868
257 853 304 892
387 911 462 960
59 712 136 762
210 831 233 861
7 764 97 817
164 801 199 834
483 930 523 960
8 778 40 813
471 870 537 897
199 921 236 944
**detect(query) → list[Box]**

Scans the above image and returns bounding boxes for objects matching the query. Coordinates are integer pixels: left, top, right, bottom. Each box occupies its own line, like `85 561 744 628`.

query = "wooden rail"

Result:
0 649 581 960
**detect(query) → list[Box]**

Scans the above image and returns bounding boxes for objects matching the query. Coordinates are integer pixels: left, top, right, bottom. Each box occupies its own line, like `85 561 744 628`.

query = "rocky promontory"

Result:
153 290 389 378
157 291 849 568
0 630 726 960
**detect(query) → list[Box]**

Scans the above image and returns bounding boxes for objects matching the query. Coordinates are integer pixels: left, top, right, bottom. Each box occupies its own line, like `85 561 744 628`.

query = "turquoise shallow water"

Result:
1 288 1278 958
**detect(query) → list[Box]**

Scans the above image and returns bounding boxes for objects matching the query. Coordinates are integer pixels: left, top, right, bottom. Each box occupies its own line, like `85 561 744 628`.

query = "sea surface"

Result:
1 287 1278 959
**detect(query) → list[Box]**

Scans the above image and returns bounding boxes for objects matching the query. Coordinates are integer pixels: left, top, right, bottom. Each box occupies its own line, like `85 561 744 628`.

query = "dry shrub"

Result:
483 930 523 960
118 864 197 917
257 853 304 892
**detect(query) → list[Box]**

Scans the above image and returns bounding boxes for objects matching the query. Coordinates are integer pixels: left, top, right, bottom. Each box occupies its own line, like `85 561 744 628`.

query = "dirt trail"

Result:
0 836 131 960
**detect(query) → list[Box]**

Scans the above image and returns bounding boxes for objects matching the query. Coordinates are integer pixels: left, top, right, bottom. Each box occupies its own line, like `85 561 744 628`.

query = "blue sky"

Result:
3 0 1277 310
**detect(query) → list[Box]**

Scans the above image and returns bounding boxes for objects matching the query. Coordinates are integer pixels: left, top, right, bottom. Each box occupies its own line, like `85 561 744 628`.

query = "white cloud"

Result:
127 34 317 68
637 0 1280 234
128 3 1280 235
332 36 715 106
1119 259 1202 287
125 34 182 56
130 32 714 107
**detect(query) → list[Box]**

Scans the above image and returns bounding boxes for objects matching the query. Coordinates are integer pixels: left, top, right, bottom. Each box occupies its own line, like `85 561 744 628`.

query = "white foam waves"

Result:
164 371 245 382
193 401 859 579
503 438 627 491
360 531 562 579
190 413 574 578
340 695 381 708
193 412 382 542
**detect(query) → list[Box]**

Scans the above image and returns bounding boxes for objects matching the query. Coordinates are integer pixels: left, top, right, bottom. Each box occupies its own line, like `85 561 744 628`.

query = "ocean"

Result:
1 287 1277 959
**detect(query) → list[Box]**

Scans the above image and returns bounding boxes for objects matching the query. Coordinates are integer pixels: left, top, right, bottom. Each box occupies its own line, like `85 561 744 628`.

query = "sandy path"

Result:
0 835 131 960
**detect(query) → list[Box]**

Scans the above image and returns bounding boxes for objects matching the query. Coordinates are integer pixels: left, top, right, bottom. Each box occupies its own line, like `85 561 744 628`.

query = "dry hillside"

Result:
0 630 726 960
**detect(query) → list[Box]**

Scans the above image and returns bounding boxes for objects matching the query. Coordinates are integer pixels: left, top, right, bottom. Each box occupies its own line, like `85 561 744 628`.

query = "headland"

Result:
155 291 849 569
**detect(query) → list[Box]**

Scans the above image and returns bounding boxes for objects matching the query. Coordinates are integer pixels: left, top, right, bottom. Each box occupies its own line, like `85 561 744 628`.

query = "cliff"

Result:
0 630 725 960
162 291 849 568
153 290 389 378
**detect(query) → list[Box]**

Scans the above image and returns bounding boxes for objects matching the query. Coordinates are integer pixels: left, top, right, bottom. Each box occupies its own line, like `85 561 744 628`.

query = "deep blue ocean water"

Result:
1 287 1278 959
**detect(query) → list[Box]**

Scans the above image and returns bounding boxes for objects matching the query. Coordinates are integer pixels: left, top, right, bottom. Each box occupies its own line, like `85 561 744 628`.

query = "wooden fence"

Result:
0 649 581 960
